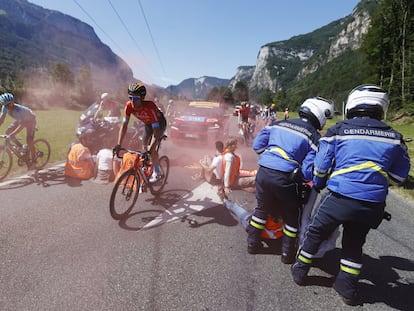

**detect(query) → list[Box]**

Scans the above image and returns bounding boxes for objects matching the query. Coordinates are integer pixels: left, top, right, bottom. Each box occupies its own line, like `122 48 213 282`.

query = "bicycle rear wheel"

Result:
0 147 13 181
149 155 169 195
109 169 140 220
33 138 51 169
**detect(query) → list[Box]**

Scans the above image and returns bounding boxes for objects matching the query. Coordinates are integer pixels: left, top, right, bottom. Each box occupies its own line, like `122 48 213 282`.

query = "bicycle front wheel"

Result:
109 169 140 220
0 147 13 181
149 155 170 195
33 138 51 169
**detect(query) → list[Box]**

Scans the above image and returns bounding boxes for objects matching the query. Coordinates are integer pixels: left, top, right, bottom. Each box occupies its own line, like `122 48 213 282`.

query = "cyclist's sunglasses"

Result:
129 95 141 101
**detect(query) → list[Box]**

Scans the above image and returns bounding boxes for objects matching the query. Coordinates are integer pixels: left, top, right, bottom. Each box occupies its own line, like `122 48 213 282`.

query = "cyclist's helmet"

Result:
0 92 14 105
299 97 334 130
241 101 247 106
128 82 146 98
345 84 388 120
101 92 109 100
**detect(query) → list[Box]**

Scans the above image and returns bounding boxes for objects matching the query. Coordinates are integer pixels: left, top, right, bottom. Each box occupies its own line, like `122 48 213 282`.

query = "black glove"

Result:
113 144 121 156
290 167 304 183
299 183 312 204
142 151 151 160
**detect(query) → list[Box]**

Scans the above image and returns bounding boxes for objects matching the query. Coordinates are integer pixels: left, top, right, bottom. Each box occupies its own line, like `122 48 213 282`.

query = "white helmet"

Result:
345 84 388 120
168 99 174 104
299 97 334 130
0 92 14 105
101 92 109 100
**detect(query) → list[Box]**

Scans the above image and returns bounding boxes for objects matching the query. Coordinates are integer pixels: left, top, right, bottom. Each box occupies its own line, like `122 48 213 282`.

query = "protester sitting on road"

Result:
198 140 224 185
93 142 119 184
64 133 95 181
246 97 334 264
222 137 256 199
291 85 410 306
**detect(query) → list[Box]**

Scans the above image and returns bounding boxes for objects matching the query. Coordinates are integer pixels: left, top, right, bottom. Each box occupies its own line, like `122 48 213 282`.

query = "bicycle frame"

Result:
0 135 29 163
0 134 51 181
109 135 169 219
114 134 168 193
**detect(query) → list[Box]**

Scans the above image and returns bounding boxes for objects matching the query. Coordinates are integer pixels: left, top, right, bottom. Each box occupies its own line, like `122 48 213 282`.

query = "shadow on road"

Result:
308 249 414 309
115 188 242 231
0 166 67 190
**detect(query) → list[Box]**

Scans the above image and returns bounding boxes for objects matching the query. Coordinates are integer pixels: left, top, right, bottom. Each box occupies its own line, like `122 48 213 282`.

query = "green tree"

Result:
74 66 96 108
232 81 249 103
362 0 414 113
258 89 274 107
51 62 74 85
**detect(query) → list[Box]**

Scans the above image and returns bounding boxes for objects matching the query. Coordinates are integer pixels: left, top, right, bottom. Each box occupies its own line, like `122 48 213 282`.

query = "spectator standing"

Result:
284 107 289 120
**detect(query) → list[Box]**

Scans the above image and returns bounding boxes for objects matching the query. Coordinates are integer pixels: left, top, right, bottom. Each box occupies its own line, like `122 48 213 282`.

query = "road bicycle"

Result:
109 135 169 220
0 134 51 181
239 121 253 146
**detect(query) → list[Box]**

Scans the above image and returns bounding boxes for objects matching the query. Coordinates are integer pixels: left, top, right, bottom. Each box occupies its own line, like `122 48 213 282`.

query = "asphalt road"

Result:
1 118 413 311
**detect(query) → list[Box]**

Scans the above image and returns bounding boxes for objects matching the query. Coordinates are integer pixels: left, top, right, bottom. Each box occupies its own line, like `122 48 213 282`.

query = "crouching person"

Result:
64 133 95 183
246 97 334 264
291 85 410 306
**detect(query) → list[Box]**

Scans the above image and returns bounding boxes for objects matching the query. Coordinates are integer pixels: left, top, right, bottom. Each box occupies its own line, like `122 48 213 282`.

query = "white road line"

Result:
141 181 222 230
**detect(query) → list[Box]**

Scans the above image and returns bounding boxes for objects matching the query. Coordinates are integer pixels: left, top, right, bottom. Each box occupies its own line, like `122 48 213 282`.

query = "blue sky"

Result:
29 0 361 87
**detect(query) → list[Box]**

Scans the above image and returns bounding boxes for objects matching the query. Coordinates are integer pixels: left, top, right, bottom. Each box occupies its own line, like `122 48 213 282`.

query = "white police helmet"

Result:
345 84 388 120
299 97 334 130
101 92 109 100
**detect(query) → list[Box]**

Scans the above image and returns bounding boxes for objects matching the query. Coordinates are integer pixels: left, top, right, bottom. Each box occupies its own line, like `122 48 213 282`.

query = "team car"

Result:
170 101 223 142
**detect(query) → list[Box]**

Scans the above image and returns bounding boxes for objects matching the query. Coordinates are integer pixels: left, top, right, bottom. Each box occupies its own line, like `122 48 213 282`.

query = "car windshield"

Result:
185 106 217 118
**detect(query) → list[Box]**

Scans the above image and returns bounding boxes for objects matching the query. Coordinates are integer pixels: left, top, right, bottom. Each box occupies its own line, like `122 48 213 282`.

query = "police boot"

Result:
281 224 298 264
291 260 310 286
333 267 361 306
291 249 313 285
281 235 297 264
246 217 265 254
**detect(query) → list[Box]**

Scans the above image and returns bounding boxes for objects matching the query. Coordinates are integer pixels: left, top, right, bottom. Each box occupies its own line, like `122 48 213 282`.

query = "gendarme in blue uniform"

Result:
254 118 320 180
314 117 410 202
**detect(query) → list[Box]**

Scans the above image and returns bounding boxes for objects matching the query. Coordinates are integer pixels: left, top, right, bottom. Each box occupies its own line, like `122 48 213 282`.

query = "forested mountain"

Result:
0 0 413 116
228 0 413 117
0 0 133 108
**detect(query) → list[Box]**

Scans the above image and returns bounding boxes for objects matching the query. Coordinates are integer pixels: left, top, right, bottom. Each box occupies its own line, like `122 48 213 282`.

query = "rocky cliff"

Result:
233 0 377 97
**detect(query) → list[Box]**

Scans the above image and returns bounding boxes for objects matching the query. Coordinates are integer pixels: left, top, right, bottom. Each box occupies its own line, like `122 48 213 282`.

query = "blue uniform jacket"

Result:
313 117 410 202
253 118 321 181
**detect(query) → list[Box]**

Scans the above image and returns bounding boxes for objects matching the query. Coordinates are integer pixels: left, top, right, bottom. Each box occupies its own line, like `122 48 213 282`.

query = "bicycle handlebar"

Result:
113 147 150 161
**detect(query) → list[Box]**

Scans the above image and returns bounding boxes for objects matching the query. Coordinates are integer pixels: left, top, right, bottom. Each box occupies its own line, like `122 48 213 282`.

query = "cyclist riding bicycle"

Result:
0 92 37 167
113 83 167 183
238 101 250 124
238 101 252 135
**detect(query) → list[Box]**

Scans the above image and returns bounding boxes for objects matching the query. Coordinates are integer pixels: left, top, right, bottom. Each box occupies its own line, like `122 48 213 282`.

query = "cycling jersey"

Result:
239 106 250 122
253 118 320 181
123 100 163 128
0 103 36 125
313 117 410 202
